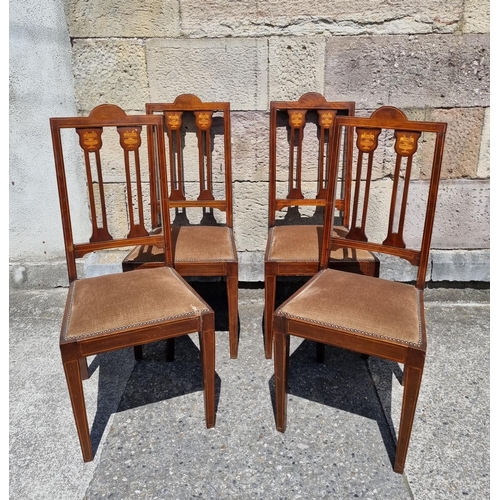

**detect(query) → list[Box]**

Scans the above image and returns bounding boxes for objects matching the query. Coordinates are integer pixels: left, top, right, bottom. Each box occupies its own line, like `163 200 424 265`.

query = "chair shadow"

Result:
268 339 404 468
188 280 230 332
87 335 222 455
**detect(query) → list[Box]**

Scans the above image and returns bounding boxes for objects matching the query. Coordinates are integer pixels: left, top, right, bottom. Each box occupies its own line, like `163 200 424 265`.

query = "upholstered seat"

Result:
62 267 210 341
267 225 378 265
275 269 422 347
124 226 237 266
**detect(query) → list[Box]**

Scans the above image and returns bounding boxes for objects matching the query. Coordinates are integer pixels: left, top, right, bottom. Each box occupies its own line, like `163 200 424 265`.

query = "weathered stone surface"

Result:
420 179 489 249
72 39 149 113
237 251 265 282
269 37 325 101
325 34 489 108
431 249 490 282
426 107 484 179
463 0 490 34
233 181 269 252
64 0 180 37
477 107 490 178
180 0 462 37
9 260 75 289
231 111 270 182
146 38 268 110
377 253 430 282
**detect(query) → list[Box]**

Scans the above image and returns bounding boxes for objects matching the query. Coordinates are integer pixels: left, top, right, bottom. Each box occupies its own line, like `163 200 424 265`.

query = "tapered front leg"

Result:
394 363 424 473
274 328 290 432
264 274 277 359
226 272 239 359
62 356 93 462
199 313 216 428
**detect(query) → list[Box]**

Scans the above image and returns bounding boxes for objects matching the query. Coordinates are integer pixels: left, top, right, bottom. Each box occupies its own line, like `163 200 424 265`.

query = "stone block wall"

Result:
63 0 492 282
9 0 490 286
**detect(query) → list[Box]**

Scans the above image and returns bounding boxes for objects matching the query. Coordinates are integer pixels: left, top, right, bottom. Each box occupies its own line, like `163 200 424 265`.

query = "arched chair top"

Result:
88 104 128 121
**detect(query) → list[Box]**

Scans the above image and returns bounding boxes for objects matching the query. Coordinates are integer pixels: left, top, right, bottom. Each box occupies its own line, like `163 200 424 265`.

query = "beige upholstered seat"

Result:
125 226 236 265
267 225 378 264
62 268 211 341
276 269 422 347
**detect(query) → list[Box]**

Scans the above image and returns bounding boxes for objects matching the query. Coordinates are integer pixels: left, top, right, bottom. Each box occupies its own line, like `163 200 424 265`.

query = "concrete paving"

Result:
10 281 489 499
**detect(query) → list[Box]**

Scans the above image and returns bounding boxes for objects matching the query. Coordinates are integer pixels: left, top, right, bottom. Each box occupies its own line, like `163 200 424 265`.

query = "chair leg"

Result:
316 342 325 363
165 338 175 362
394 363 424 473
274 329 290 432
79 357 90 380
226 273 239 359
62 357 93 462
264 274 277 359
199 315 216 428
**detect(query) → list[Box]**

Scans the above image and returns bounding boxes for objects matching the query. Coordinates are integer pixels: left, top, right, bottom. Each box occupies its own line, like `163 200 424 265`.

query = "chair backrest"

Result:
321 106 447 289
268 92 355 227
50 104 172 282
146 94 233 229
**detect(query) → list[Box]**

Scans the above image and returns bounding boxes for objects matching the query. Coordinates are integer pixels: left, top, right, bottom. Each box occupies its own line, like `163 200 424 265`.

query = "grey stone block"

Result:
325 34 489 108
463 0 490 34
432 179 489 249
431 249 490 282
231 111 270 182
72 39 150 113
9 260 74 289
269 37 325 100
477 107 490 178
233 181 269 252
237 251 265 281
64 0 180 37
179 0 462 37
428 107 485 179
83 250 131 278
377 253 428 282
145 38 268 111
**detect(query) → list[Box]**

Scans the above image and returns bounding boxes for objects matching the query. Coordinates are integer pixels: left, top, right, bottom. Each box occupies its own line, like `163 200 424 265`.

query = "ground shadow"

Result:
87 335 222 455
268 339 404 468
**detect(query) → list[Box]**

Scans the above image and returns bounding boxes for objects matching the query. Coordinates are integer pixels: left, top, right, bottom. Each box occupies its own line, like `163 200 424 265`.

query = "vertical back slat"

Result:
165 112 185 202
76 128 112 243
195 111 215 201
118 126 148 238
286 110 306 200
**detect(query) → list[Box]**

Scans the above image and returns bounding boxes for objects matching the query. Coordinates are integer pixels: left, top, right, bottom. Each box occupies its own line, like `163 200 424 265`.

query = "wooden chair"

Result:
264 92 379 359
50 104 216 462
273 106 447 473
122 95 239 358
